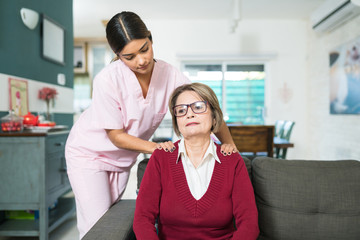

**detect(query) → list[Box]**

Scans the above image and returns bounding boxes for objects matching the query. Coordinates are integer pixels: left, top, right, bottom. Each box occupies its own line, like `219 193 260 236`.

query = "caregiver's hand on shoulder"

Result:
220 143 238 156
155 141 176 153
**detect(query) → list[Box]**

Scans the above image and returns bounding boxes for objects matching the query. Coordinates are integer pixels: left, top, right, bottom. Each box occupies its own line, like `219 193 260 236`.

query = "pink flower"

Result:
38 87 58 101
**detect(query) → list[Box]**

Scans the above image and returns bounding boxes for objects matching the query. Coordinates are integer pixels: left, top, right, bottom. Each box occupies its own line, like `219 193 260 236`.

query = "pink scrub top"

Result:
65 59 190 171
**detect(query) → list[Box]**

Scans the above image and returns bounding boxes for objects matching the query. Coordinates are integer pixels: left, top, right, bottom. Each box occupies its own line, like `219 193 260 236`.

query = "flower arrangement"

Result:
38 87 58 121
38 87 58 101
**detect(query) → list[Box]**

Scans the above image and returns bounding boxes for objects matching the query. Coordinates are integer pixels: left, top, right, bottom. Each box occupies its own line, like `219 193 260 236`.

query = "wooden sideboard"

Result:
0 131 75 240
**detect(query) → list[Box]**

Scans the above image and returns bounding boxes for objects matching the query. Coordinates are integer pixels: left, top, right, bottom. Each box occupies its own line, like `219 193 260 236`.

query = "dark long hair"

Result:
106 11 152 57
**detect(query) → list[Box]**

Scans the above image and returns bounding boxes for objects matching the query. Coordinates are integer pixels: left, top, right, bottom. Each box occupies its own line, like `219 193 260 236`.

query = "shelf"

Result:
0 219 38 237
49 196 76 232
0 196 75 237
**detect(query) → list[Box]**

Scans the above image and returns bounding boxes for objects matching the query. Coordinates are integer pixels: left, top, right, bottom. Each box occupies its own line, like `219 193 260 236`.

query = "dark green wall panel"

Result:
52 113 74 127
0 0 73 89
0 0 73 126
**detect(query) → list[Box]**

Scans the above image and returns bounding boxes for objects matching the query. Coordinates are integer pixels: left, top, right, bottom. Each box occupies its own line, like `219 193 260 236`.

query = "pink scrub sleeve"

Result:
90 72 124 130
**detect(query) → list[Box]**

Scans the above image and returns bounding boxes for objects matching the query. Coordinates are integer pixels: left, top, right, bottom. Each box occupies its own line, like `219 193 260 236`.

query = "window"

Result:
182 63 265 125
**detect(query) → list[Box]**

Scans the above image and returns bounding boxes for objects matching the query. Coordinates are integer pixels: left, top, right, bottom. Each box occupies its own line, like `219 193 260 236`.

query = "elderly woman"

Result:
133 83 259 240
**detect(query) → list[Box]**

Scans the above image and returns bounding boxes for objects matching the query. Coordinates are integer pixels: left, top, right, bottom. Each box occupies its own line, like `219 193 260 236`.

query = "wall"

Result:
306 15 360 160
73 15 360 160
143 18 309 159
0 0 74 126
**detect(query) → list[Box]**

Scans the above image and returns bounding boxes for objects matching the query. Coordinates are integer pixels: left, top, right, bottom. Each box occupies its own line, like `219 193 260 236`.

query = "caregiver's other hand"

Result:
155 141 176 153
220 143 238 156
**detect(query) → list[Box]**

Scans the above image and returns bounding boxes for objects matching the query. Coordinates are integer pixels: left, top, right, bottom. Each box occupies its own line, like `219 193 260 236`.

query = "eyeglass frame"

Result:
173 101 208 117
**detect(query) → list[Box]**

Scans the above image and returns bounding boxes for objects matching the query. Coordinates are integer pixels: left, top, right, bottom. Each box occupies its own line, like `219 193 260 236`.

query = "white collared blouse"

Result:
177 138 221 200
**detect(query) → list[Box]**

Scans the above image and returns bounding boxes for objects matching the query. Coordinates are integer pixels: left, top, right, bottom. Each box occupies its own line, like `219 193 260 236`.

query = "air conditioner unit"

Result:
311 0 360 33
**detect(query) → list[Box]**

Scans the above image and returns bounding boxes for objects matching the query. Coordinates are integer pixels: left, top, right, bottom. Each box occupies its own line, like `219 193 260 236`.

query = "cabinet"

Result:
0 131 75 240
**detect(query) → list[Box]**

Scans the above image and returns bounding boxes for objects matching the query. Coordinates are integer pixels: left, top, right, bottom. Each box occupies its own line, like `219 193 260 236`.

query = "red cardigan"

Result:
133 142 259 240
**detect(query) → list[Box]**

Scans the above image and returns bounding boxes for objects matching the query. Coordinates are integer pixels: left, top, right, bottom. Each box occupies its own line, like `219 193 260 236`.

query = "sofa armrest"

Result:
82 200 136 240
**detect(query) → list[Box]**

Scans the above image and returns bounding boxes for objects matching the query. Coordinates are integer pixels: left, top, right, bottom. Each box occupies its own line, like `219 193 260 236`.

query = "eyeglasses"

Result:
173 101 207 117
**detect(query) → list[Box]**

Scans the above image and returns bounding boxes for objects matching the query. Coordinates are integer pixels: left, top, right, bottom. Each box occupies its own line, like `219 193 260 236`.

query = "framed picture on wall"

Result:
8 78 29 116
329 36 360 114
42 15 65 65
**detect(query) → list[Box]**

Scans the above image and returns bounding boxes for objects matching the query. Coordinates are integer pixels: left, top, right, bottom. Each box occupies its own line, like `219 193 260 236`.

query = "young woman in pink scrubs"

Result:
65 11 237 239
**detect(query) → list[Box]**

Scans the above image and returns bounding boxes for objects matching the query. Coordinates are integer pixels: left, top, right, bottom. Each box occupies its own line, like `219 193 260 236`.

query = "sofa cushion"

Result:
137 158 149 189
252 157 360 240
242 155 252 179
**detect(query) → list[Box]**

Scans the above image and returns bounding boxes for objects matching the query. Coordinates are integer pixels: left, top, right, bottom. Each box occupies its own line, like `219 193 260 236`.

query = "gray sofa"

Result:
83 157 360 240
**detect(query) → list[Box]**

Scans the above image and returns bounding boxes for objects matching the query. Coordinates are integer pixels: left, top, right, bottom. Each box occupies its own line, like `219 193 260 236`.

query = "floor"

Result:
0 158 140 240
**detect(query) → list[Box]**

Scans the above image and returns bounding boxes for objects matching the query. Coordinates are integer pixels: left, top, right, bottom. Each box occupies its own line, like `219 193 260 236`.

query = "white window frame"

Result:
180 58 270 123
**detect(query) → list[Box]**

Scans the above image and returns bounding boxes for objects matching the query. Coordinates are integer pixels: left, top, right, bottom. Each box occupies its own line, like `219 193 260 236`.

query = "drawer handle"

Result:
54 142 65 147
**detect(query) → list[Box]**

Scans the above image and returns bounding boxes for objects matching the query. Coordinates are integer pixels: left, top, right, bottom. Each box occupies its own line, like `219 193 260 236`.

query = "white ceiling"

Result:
73 0 326 38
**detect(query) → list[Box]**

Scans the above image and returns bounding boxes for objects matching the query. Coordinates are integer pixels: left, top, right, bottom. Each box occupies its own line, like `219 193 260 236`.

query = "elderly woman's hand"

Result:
155 141 176 153
220 143 238 156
